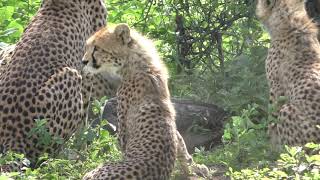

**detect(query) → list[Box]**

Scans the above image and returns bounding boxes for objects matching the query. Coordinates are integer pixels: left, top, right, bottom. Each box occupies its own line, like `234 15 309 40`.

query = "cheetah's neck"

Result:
120 49 166 80
119 49 170 101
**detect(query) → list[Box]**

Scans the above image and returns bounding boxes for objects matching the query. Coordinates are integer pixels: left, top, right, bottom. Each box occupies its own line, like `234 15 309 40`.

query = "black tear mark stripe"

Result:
271 0 277 9
92 46 97 65
92 46 100 68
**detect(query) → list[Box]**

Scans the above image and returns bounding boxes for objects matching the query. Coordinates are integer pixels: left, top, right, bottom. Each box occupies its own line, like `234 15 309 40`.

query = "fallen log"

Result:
99 97 228 152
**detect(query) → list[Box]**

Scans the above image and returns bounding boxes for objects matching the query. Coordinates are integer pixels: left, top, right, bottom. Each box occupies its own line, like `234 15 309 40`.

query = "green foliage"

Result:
222 104 264 143
0 152 30 172
193 105 320 180
0 0 41 43
28 119 64 147
228 144 320 179
91 96 108 116
171 45 269 114
193 104 276 170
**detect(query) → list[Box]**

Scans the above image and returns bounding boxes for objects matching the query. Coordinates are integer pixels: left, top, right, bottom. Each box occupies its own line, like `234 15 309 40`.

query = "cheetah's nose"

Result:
82 60 89 65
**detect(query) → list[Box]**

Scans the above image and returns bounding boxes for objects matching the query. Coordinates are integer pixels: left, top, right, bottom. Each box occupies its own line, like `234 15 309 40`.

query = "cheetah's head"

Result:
256 0 307 32
82 24 133 78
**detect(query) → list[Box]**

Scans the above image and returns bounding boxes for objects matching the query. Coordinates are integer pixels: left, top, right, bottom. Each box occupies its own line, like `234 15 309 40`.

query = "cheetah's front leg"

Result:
176 131 209 178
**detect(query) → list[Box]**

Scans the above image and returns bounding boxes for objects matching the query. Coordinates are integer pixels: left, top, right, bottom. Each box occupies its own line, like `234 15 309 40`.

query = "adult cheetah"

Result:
0 0 107 171
0 44 118 116
81 24 208 179
256 0 320 147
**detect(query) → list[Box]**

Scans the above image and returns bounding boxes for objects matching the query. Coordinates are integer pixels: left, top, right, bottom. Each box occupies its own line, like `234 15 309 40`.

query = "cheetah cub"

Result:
82 24 208 179
256 0 320 148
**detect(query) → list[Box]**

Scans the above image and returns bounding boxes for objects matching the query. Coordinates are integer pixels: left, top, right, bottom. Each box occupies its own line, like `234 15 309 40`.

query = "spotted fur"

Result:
256 0 320 148
0 0 108 171
82 24 208 179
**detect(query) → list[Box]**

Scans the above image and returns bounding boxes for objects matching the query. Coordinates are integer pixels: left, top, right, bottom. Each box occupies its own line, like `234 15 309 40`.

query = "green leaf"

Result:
0 6 14 22
7 20 24 38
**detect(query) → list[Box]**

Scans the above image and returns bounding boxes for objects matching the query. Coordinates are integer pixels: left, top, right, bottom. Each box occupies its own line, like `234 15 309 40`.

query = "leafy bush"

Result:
193 104 320 179
0 0 41 43
228 144 320 180
193 104 276 170
171 45 269 115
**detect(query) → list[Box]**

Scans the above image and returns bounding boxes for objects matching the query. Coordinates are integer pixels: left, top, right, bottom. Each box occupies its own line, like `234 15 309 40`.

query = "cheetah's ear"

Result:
257 0 276 10
256 0 276 18
114 24 132 46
